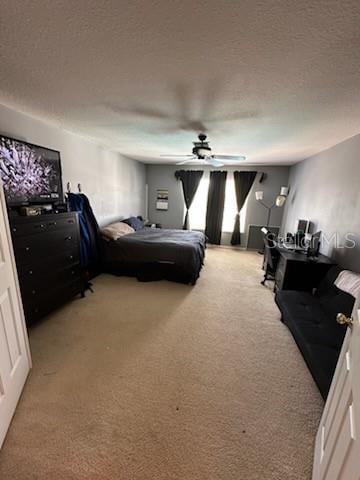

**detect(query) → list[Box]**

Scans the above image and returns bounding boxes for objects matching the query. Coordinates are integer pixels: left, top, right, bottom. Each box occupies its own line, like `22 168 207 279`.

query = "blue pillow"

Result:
122 216 144 231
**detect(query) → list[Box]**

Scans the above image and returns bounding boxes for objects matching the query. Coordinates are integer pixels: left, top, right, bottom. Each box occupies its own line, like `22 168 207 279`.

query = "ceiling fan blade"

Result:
105 104 171 120
207 159 224 167
207 110 258 123
200 79 222 121
160 154 195 158
173 84 208 133
212 155 246 161
174 83 191 124
176 159 199 165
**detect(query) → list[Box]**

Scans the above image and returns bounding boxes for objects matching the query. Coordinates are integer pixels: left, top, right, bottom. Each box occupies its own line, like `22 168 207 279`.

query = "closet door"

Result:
0 182 31 448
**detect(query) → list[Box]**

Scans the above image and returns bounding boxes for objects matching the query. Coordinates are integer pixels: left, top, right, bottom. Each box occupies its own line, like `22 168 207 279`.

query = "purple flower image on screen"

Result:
0 138 54 200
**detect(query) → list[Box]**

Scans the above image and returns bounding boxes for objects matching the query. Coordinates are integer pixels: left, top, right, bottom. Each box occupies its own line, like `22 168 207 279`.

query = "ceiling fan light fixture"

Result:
164 133 245 166
196 146 212 158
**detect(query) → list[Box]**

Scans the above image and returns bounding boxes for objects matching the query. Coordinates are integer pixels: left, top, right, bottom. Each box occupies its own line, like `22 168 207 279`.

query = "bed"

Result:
101 225 206 285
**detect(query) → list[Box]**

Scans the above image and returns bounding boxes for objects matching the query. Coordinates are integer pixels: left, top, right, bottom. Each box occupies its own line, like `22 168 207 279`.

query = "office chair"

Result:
261 235 280 289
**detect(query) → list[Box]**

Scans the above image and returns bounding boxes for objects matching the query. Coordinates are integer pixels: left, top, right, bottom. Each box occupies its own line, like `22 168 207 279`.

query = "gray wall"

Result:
0 103 146 226
146 164 290 246
281 133 360 272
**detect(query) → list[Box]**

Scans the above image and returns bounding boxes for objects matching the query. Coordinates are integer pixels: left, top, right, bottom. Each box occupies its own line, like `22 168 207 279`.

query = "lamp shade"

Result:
275 195 286 207
280 186 289 196
255 191 264 201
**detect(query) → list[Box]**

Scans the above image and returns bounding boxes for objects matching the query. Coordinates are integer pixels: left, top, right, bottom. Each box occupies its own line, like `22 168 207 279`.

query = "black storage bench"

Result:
275 266 355 399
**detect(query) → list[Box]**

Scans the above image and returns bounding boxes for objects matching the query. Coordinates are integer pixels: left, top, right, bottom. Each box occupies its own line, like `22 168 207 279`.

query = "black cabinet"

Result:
10 212 85 325
274 248 336 292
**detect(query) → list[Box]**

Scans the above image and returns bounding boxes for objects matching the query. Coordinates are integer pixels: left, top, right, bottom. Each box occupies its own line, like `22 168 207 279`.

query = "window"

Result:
186 170 247 235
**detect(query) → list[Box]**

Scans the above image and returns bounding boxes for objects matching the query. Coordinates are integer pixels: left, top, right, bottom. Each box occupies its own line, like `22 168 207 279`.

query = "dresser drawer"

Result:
19 263 83 292
15 247 79 271
13 227 79 254
10 214 77 238
23 279 84 325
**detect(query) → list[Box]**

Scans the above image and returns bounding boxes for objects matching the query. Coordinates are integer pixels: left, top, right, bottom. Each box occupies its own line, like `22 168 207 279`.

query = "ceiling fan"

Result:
160 133 246 167
103 82 258 135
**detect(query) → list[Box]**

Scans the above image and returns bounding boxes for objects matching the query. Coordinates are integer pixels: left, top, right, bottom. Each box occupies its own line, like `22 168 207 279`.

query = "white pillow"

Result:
335 270 360 299
101 222 135 240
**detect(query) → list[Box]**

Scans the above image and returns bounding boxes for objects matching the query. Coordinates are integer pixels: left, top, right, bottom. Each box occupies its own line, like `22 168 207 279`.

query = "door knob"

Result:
336 313 354 326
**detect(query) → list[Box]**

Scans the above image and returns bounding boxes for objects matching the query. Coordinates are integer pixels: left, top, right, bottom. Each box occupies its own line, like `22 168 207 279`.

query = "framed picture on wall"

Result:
156 189 168 210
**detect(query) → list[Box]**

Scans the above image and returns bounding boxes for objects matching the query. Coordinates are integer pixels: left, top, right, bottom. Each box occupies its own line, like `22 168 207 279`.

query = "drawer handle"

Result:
69 255 74 260
65 236 73 241
28 270 33 275
25 247 30 252
48 222 57 226
31 289 36 295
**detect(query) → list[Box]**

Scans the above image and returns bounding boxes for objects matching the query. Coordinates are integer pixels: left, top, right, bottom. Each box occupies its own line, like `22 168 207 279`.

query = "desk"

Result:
274 245 336 292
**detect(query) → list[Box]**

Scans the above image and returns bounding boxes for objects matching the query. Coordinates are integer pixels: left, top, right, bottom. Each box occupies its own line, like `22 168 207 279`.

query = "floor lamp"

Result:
255 186 289 252
255 186 289 227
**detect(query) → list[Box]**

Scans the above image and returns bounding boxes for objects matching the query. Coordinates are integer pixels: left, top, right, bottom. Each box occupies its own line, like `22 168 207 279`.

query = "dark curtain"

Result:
205 171 228 245
230 171 257 245
175 170 204 229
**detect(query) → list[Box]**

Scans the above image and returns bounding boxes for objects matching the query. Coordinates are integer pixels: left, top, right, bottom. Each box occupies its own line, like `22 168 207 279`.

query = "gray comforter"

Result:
102 228 206 283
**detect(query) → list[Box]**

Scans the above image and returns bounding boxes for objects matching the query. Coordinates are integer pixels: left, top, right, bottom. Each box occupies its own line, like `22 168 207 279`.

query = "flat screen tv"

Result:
0 135 63 206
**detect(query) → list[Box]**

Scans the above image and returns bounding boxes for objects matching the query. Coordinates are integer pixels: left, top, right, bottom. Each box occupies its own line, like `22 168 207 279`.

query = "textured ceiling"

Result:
0 0 360 165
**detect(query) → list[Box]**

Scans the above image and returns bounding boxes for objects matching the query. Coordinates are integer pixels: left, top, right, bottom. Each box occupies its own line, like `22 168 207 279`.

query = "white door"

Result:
313 297 360 479
0 181 31 448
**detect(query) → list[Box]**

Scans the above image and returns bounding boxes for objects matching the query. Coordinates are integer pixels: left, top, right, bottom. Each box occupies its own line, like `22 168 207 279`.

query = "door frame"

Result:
0 179 31 366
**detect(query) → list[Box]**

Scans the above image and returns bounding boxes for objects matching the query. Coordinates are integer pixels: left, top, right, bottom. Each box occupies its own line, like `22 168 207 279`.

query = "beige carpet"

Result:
0 248 323 480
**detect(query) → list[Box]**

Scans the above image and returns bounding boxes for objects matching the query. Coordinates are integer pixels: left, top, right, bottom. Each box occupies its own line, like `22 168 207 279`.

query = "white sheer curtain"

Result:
222 171 247 233
186 170 247 234
187 171 210 230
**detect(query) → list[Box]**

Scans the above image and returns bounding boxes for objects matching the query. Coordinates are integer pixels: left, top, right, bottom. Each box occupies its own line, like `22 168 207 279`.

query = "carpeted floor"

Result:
0 248 323 479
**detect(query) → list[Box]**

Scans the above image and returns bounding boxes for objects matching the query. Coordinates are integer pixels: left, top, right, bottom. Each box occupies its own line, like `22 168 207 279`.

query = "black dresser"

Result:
274 247 336 292
10 212 85 325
